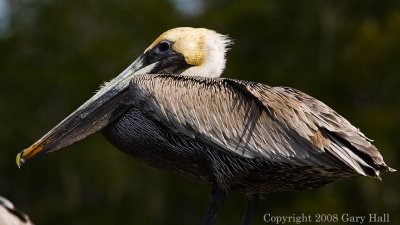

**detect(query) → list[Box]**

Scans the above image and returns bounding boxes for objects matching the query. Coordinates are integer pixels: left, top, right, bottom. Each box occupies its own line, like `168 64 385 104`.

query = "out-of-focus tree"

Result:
0 0 398 224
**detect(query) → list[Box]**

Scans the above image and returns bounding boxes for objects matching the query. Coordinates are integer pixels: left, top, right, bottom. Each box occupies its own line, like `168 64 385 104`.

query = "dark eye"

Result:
158 41 171 53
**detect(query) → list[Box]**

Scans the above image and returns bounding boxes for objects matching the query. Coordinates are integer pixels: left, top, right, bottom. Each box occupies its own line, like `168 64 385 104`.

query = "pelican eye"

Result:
158 41 172 53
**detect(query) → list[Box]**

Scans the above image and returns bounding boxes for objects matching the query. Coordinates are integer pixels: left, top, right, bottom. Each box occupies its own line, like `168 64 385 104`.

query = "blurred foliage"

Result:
0 0 399 224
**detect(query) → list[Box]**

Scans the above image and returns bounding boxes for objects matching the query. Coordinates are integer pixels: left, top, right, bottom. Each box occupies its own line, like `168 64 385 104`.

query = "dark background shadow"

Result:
0 0 399 224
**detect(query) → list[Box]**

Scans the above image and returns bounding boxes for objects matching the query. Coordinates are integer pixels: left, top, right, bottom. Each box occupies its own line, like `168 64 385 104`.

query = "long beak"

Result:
16 55 156 168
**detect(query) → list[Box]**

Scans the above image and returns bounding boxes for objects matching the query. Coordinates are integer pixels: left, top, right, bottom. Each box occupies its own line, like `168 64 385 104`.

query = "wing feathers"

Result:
129 74 393 176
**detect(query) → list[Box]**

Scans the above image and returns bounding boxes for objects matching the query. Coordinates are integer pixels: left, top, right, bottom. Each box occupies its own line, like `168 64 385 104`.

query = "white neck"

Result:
181 32 232 78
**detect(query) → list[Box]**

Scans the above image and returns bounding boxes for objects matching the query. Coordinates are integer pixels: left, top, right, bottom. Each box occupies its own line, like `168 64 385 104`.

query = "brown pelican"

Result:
0 196 34 225
16 27 395 225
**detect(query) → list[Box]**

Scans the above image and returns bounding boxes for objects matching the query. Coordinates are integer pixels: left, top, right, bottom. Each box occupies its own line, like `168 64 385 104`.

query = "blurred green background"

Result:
0 0 399 224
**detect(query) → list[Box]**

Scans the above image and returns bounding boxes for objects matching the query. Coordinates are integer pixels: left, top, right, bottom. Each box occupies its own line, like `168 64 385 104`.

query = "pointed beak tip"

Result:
16 149 27 169
15 143 46 168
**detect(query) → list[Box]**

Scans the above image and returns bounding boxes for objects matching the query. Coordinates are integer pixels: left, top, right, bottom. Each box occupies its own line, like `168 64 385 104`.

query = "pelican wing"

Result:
129 74 390 176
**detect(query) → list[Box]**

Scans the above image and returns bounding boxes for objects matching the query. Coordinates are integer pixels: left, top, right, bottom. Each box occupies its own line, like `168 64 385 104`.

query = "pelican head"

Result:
16 27 231 167
145 27 232 77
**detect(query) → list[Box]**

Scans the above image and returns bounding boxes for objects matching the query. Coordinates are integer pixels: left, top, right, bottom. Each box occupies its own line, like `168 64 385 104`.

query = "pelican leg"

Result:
241 193 260 225
201 188 226 225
